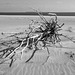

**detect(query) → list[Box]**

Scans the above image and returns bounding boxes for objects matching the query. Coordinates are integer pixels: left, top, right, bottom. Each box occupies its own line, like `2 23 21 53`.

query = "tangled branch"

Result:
0 9 75 67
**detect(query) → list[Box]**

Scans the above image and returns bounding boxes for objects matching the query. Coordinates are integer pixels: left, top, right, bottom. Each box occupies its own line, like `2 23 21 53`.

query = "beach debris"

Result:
64 51 75 62
1 32 4 35
21 9 75 64
0 9 75 67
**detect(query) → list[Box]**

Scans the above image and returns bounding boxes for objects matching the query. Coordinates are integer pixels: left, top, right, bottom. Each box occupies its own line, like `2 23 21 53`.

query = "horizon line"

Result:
0 12 75 16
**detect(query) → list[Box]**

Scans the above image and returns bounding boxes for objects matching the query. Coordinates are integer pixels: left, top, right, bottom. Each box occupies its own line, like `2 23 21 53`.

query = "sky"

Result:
0 0 75 12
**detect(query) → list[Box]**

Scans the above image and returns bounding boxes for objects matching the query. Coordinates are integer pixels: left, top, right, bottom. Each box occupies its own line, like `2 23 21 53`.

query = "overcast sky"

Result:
0 0 75 12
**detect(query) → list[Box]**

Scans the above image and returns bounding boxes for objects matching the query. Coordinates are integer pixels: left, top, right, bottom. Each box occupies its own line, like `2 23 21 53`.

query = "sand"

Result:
0 26 75 75
0 16 75 75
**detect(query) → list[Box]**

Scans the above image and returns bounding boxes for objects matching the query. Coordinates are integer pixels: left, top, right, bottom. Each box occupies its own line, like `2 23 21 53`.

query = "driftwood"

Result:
0 9 75 67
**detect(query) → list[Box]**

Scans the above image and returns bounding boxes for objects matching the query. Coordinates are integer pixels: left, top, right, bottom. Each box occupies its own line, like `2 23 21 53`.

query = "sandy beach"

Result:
0 16 75 75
